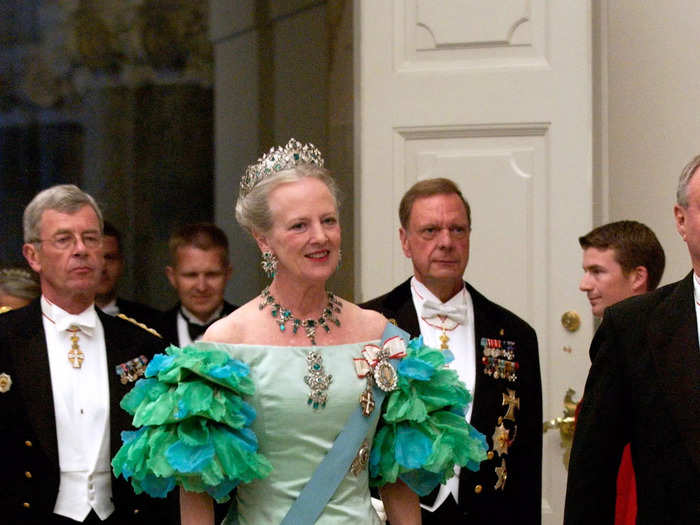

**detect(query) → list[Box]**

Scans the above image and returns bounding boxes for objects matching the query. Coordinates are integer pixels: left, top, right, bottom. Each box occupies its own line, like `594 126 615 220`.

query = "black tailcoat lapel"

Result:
8 300 60 466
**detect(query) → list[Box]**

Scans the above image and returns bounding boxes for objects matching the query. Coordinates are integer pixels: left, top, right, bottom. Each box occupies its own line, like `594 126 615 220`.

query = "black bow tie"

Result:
181 308 216 342
187 320 211 342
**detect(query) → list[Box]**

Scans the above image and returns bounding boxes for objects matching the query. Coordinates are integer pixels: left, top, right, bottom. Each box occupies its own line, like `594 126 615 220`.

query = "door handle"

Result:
543 388 579 468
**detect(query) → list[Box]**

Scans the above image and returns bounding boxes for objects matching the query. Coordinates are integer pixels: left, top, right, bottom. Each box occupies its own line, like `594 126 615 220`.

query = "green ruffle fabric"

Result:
112 345 272 502
369 337 488 495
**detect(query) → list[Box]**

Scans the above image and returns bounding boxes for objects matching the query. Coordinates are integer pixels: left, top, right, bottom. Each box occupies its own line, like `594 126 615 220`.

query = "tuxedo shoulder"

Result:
469 284 536 335
0 304 32 332
606 276 686 320
110 312 163 340
359 280 411 311
359 293 389 311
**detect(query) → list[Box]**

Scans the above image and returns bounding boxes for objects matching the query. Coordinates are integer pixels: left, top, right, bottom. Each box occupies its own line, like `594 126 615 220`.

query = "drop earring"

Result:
261 251 278 278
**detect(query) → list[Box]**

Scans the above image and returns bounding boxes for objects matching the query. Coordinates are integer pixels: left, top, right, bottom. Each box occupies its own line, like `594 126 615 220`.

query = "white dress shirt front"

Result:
409 277 476 510
176 303 224 346
41 296 114 521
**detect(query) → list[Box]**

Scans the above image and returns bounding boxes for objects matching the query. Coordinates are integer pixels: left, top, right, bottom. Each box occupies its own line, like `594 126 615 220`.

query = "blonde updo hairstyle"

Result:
235 164 340 237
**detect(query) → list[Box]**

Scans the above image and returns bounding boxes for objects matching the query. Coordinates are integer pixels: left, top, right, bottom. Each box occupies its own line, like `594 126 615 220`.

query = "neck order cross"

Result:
421 316 460 350
259 286 342 345
67 326 85 368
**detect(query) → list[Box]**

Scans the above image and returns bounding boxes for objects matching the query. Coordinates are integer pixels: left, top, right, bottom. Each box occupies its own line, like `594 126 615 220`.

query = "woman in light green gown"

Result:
112 140 487 524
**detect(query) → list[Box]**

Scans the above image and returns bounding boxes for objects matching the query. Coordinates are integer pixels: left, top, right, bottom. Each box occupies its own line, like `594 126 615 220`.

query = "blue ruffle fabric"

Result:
112 345 272 502
369 337 488 495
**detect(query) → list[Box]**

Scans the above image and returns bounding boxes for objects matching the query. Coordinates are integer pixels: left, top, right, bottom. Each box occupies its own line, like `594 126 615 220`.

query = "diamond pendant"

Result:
304 351 332 409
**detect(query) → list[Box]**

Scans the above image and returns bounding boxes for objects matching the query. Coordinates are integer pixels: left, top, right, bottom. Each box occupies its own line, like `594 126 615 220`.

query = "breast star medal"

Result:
492 422 510 456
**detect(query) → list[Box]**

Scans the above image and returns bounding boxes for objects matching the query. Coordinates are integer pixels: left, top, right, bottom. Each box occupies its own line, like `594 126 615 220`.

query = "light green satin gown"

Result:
204 342 384 525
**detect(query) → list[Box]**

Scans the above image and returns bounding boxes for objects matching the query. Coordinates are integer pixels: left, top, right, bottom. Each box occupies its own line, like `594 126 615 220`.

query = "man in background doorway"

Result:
158 222 236 346
565 155 700 524
579 220 665 318
94 221 161 327
577 220 665 524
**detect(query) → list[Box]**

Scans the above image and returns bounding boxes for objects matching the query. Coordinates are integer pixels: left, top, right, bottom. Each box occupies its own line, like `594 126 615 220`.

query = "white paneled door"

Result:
356 1 593 522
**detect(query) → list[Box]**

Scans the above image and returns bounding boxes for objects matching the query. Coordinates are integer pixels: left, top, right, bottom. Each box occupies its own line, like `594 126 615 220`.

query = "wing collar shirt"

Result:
410 277 476 510
177 303 224 345
99 298 119 316
41 296 114 521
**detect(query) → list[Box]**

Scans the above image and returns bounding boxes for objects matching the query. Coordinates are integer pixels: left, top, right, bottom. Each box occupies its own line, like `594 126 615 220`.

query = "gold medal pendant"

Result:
359 386 375 416
439 329 450 350
67 328 84 369
350 439 370 475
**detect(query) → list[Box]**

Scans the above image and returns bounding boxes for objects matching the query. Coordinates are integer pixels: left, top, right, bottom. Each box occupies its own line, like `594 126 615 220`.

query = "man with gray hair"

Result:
0 184 172 523
564 155 700 523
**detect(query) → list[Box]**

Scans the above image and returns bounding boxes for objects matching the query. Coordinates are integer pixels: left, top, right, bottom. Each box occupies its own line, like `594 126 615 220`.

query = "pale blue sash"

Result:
280 323 409 525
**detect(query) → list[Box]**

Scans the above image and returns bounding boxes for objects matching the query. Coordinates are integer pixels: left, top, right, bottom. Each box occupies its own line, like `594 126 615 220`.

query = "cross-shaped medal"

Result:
67 328 84 369
502 388 519 421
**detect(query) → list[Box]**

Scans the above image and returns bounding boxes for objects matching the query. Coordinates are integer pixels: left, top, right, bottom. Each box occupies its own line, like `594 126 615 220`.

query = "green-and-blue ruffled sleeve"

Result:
111 344 272 503
369 337 488 496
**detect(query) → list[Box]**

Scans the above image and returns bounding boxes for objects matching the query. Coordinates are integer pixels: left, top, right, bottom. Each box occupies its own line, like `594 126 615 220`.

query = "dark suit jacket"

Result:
362 279 542 524
155 300 238 346
114 297 162 329
0 299 174 524
564 273 700 524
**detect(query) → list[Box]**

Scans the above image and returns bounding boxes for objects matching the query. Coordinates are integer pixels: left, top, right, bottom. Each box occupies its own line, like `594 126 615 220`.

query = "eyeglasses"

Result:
32 232 103 250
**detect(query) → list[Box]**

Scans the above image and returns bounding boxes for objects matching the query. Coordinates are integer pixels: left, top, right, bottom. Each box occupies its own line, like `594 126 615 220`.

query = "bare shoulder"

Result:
340 299 388 340
202 299 260 344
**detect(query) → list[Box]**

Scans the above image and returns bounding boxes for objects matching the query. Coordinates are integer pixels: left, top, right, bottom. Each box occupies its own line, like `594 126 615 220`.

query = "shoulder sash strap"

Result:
280 323 410 525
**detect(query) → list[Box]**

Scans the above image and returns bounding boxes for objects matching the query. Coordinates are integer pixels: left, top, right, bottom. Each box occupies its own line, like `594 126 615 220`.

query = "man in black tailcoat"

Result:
564 155 700 524
0 184 172 524
156 222 236 347
362 178 542 524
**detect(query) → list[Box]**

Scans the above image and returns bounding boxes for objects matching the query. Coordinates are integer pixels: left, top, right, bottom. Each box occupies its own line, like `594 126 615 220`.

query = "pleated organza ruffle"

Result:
111 345 272 502
369 336 488 495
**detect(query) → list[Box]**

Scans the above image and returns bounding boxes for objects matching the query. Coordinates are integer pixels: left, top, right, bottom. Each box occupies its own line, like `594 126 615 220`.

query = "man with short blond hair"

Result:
157 222 236 346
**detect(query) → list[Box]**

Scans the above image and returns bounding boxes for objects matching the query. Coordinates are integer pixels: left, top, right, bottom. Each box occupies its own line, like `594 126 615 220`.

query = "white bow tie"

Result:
421 300 469 324
55 313 96 337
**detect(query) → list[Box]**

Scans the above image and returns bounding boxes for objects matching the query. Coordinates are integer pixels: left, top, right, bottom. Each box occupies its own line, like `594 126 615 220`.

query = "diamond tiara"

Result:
240 138 325 197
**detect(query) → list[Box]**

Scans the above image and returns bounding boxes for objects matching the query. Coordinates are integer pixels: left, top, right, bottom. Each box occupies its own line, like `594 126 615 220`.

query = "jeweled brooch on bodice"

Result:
353 336 406 416
304 351 333 409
